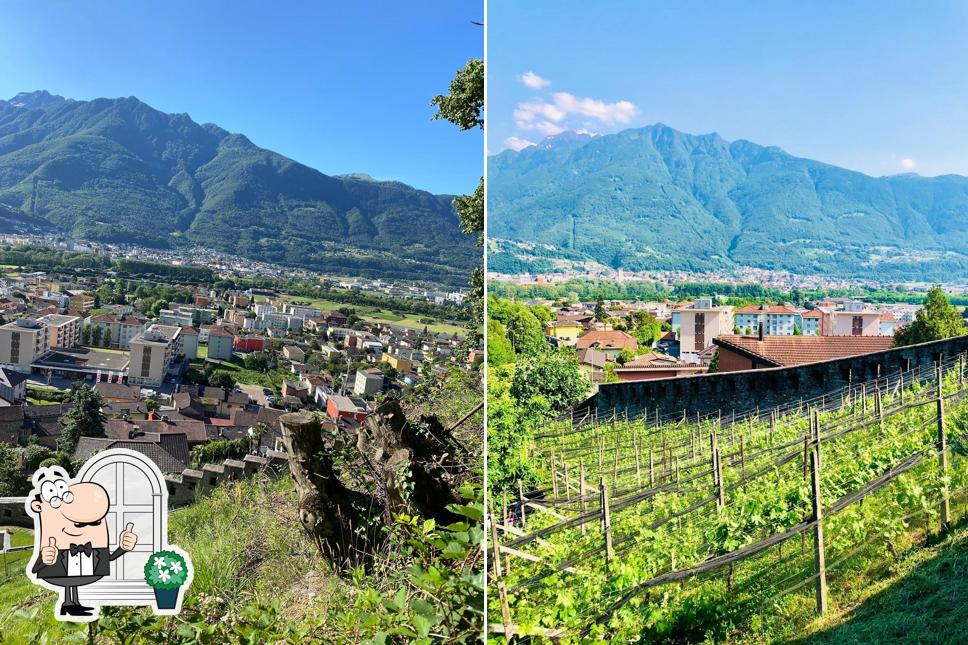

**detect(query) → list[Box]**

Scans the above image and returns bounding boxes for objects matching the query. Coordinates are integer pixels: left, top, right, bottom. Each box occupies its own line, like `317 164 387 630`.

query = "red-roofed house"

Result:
712 334 895 373
613 353 707 381
575 330 637 358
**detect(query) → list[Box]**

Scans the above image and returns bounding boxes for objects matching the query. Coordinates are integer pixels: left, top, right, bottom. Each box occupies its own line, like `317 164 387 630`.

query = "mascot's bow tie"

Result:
69 542 93 556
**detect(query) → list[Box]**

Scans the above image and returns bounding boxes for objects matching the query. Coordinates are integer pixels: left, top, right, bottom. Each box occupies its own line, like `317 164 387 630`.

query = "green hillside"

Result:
0 91 476 285
488 124 968 281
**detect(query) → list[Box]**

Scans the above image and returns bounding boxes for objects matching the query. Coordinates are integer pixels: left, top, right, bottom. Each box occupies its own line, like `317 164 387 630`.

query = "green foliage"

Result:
616 348 636 365
191 439 249 468
57 384 106 452
0 442 28 496
509 349 591 415
594 297 608 322
243 351 269 371
895 286 966 346
144 550 190 589
22 443 55 470
487 296 546 356
430 58 484 131
208 372 236 391
486 319 515 367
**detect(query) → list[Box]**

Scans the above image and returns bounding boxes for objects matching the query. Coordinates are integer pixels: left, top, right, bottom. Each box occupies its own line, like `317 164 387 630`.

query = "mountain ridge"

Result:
488 123 968 281
0 91 475 285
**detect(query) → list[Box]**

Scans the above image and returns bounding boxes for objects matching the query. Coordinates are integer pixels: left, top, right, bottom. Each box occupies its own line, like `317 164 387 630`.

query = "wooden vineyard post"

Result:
488 506 503 578
709 430 718 492
564 461 571 502
649 449 655 486
876 387 884 431
937 365 951 531
813 409 822 470
810 446 828 615
600 478 614 567
769 411 776 446
518 479 526 527
674 456 680 486
612 442 619 489
551 455 559 499
862 383 868 415
598 437 604 472
498 581 514 642
716 443 725 508
579 460 587 536
634 436 642 486
739 435 746 481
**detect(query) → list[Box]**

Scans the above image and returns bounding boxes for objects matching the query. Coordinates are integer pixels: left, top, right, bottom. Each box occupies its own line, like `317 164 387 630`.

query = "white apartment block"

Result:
128 324 181 387
85 313 148 349
676 299 734 363
734 305 798 336
37 313 81 348
0 318 50 369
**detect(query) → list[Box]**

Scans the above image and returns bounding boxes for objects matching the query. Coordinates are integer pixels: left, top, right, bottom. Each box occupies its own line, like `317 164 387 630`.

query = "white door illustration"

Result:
78 450 165 604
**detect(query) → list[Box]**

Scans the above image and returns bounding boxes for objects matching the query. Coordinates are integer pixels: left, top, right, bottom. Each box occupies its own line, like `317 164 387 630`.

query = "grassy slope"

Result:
281 294 464 336
795 521 968 645
0 476 340 643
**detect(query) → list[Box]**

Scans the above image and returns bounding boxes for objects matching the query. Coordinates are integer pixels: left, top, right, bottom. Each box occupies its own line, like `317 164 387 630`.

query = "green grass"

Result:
798 521 968 644
281 294 463 336
192 355 290 391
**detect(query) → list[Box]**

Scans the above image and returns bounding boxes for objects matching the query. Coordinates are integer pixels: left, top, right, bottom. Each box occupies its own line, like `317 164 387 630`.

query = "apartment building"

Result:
85 313 148 349
37 313 81 348
676 299 734 363
205 325 234 360
354 368 385 396
0 318 50 369
733 305 798 336
128 324 182 387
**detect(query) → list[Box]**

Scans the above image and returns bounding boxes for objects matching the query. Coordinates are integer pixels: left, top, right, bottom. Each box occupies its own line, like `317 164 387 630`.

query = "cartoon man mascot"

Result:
26 466 138 617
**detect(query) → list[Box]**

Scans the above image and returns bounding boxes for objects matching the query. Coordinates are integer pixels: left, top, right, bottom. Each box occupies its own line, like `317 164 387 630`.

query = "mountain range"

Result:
0 91 476 286
488 124 968 282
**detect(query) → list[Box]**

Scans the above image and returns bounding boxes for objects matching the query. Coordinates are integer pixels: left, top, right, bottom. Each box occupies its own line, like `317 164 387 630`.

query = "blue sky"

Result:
489 1 968 177
0 0 482 194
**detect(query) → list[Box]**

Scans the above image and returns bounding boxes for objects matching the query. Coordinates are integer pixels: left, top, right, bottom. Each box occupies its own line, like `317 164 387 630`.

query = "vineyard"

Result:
487 352 968 642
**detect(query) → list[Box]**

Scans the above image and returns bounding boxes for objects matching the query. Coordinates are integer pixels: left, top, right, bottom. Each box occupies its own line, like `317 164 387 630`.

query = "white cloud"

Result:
504 136 537 151
900 158 917 170
519 71 551 89
511 92 638 139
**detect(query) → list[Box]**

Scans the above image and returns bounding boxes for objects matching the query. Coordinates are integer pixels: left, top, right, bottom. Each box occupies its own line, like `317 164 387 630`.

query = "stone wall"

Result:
583 335 968 422
0 451 289 529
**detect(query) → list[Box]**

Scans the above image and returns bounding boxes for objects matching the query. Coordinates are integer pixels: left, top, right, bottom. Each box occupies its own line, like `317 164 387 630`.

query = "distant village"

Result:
539 296 932 386
0 267 478 478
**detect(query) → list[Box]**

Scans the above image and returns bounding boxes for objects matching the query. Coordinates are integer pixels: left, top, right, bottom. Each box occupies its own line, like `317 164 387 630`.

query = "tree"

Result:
509 350 591 415
57 384 107 453
0 443 28 496
103 327 113 347
433 58 483 350
793 325 803 336
616 348 636 365
81 325 92 345
23 443 55 470
486 319 515 366
707 349 720 373
91 325 103 347
733 325 741 334
209 372 236 391
895 286 966 346
244 351 269 372
594 297 608 322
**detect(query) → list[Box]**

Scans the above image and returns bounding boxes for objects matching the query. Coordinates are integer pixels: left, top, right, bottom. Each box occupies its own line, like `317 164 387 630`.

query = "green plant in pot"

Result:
144 549 189 610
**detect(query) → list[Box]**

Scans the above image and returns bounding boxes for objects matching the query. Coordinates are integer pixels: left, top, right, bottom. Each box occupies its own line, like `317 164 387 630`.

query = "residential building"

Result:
612 353 707 381
0 318 49 369
128 324 181 387
828 302 882 336
575 330 638 359
733 305 797 336
283 345 306 362
382 353 413 373
233 335 266 353
676 299 734 364
205 325 235 360
545 320 585 342
879 312 898 336
354 368 385 396
85 313 147 349
179 326 199 360
0 367 28 403
326 394 369 422
37 313 81 348
712 334 894 372
801 309 822 336
577 347 608 383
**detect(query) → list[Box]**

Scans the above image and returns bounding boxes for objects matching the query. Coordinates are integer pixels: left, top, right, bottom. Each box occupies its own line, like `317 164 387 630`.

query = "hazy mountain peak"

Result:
7 90 66 109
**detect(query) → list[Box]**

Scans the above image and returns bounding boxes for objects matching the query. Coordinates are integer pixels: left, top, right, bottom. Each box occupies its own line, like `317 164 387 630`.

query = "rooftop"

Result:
713 334 896 368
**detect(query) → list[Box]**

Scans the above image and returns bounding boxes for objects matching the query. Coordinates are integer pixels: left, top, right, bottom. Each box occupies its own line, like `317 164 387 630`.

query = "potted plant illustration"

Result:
144 549 189 610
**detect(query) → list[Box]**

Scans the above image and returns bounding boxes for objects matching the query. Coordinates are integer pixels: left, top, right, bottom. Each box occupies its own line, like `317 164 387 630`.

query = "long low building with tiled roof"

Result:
712 334 895 372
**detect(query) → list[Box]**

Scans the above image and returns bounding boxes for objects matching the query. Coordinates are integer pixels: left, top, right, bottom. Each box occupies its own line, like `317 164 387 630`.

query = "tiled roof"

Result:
0 367 28 389
802 309 823 318
105 418 208 443
880 312 896 321
713 334 895 367
615 352 704 370
735 305 797 314
74 433 189 473
577 347 608 369
94 382 141 400
576 330 638 351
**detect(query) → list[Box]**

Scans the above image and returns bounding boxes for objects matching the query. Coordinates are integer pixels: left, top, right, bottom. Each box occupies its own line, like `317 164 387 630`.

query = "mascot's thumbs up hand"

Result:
41 537 58 565
119 522 137 551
